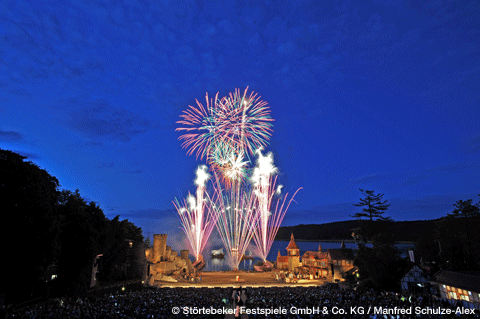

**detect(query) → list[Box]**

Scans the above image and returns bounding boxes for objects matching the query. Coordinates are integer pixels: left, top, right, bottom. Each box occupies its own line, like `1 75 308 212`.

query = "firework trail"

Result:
173 165 219 261
251 149 302 261
251 148 277 260
209 171 259 270
251 183 302 261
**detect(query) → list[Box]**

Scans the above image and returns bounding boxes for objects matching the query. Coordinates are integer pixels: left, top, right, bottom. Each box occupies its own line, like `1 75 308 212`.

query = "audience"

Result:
7 285 479 318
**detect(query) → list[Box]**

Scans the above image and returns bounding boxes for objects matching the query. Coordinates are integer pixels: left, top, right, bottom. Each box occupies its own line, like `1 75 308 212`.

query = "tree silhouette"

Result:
436 197 480 270
0 149 146 303
56 189 107 295
0 149 60 303
351 189 391 221
351 189 392 243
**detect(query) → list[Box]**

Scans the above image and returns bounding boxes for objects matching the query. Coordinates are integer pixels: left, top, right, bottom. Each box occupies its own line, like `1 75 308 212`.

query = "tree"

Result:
451 199 479 267
0 149 60 303
56 190 107 296
351 189 391 242
414 196 480 271
99 216 144 281
354 231 400 291
352 189 391 221
436 197 480 270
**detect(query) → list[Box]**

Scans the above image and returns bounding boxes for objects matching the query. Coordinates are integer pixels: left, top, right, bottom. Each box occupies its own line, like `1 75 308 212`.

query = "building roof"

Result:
432 270 480 293
303 251 328 260
286 233 299 250
277 255 288 263
396 260 416 278
395 259 428 281
327 248 355 261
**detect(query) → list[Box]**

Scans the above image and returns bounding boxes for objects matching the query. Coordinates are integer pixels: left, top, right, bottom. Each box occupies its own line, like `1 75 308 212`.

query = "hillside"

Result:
276 219 438 242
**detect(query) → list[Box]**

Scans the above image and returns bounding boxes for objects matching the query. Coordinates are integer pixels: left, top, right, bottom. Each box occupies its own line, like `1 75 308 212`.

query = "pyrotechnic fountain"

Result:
175 87 300 270
173 165 219 262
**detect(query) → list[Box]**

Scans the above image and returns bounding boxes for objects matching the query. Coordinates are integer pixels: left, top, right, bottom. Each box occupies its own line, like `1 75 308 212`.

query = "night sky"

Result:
1 0 479 240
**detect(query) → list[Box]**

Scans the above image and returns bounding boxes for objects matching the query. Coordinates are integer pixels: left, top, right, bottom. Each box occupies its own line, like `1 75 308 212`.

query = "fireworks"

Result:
209 171 259 269
176 92 219 160
174 88 300 269
176 87 273 179
173 165 219 261
214 88 274 161
250 149 302 261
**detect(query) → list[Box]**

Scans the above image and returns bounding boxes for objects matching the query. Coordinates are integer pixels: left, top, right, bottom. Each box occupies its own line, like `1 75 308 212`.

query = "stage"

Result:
153 271 326 288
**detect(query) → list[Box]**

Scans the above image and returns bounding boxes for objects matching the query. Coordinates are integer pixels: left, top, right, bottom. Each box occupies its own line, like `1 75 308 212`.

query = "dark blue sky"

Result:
1 0 479 239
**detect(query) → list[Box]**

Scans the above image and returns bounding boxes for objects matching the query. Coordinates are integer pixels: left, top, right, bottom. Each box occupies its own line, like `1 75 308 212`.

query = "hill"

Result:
276 219 438 242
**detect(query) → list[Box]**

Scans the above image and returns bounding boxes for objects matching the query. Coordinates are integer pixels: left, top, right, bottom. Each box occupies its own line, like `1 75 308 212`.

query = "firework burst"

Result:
215 87 274 161
176 92 219 160
176 87 273 178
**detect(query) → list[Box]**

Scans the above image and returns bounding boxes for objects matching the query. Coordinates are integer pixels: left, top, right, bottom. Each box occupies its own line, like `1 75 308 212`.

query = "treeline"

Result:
0 149 145 304
276 219 438 242
416 198 480 272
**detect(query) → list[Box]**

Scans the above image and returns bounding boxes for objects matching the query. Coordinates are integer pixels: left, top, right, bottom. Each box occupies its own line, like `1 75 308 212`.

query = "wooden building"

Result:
277 235 356 281
276 251 289 270
302 247 329 278
398 261 429 293
431 270 480 309
326 243 356 281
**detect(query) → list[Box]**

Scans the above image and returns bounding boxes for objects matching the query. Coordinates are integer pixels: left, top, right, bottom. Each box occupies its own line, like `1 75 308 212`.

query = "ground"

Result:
154 270 326 288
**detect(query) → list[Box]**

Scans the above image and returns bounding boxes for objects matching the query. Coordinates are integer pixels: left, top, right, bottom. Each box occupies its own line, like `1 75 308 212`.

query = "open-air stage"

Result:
154 271 327 288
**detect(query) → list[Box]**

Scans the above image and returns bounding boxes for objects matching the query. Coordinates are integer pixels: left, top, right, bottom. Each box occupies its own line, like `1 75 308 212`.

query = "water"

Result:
202 240 415 271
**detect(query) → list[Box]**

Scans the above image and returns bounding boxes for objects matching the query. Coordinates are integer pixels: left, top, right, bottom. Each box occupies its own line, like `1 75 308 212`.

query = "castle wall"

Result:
180 249 189 260
146 236 193 284
169 250 178 262
165 246 172 261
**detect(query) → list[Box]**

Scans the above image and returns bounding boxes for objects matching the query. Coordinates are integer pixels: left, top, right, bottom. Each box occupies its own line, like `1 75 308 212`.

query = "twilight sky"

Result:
1 0 479 239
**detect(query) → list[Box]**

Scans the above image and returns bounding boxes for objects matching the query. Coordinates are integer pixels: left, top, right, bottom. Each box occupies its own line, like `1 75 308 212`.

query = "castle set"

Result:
145 233 356 284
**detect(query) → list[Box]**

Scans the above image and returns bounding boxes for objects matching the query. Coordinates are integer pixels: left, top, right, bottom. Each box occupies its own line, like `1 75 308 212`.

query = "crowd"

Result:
5 284 479 318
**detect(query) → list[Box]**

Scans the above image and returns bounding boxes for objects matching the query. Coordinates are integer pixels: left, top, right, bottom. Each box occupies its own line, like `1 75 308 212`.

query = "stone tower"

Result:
286 233 300 272
153 234 167 262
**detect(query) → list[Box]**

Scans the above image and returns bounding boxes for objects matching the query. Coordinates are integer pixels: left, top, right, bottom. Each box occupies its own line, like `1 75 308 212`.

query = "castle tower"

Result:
153 234 167 262
286 233 300 272
165 246 172 261
318 243 323 252
286 233 300 256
